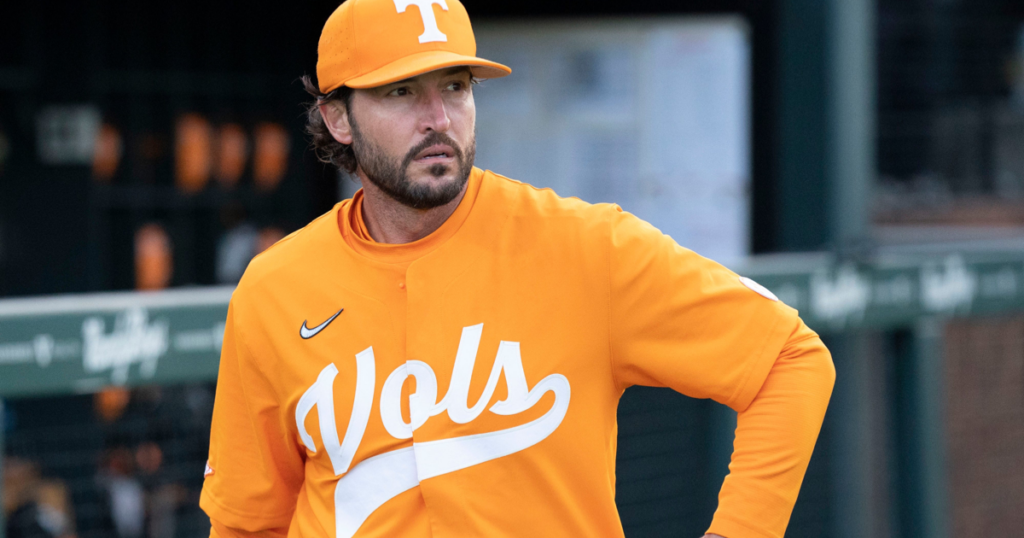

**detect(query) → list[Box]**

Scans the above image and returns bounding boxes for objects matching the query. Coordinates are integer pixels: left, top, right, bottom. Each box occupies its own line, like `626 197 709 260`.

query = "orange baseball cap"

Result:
317 0 511 93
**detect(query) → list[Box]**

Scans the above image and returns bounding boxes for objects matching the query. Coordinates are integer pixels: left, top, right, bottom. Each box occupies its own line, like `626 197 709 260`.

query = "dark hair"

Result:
301 75 358 174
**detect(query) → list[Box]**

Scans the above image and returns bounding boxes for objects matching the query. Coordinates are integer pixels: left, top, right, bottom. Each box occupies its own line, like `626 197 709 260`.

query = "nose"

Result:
418 87 451 134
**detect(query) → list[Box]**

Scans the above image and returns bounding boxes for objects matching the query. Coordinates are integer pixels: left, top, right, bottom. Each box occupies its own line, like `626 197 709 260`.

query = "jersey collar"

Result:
336 167 485 265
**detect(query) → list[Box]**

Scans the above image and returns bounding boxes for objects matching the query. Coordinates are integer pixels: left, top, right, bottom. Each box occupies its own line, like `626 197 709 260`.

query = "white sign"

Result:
920 255 977 313
474 18 751 264
36 105 102 165
811 264 871 327
82 307 169 384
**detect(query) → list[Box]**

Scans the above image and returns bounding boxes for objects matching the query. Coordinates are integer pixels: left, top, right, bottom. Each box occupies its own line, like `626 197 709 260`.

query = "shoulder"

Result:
232 203 346 303
482 170 625 235
481 170 671 257
484 172 703 269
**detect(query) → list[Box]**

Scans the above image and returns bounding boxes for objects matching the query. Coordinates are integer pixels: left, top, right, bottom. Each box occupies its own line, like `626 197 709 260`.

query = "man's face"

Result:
346 67 476 210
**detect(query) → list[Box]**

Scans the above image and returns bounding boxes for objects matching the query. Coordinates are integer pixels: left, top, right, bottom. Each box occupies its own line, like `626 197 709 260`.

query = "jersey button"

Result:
398 282 406 290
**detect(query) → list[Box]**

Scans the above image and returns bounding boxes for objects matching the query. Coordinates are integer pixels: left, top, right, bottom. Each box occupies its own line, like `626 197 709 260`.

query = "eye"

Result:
387 86 411 97
446 81 467 92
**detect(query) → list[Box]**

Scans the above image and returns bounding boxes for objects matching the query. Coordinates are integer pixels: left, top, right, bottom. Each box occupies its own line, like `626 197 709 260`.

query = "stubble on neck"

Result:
357 174 469 244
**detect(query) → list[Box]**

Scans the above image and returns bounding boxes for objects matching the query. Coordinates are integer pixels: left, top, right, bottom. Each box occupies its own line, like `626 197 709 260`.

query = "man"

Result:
200 0 835 537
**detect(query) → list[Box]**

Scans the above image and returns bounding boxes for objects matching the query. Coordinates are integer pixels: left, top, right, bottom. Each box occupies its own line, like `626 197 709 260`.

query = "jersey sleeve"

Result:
607 207 800 411
200 300 305 531
707 321 835 538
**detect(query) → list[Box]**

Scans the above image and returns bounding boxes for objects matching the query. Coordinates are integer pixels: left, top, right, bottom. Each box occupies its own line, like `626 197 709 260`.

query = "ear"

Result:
319 100 353 145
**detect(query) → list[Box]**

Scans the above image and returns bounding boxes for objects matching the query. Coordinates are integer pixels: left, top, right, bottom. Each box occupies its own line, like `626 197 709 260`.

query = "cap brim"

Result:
343 50 511 89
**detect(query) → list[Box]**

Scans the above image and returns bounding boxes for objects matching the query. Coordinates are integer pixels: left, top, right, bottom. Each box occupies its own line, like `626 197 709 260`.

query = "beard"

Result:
350 120 476 210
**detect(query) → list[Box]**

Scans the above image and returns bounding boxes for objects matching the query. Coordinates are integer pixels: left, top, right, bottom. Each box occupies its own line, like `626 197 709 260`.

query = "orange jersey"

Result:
201 167 814 537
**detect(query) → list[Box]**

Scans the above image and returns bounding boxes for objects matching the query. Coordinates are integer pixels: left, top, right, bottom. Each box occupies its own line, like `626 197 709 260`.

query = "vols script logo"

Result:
296 323 571 538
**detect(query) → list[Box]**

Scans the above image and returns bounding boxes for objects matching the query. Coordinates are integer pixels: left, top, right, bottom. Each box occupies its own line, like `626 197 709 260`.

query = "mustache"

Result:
401 132 465 168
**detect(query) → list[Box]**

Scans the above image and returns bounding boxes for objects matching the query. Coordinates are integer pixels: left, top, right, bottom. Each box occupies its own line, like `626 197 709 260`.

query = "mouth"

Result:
413 144 456 163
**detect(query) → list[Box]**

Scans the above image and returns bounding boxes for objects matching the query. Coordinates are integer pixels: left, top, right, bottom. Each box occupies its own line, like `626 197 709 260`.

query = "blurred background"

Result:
1 0 1024 537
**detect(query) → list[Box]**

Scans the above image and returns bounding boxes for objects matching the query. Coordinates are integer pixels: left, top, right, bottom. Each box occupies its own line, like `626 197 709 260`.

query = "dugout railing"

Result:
3 243 1023 538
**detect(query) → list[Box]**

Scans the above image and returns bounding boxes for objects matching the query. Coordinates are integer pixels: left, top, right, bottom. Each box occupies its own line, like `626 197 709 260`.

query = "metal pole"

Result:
827 0 875 247
913 319 951 538
829 332 890 538
776 0 829 252
823 0 880 532
828 334 872 538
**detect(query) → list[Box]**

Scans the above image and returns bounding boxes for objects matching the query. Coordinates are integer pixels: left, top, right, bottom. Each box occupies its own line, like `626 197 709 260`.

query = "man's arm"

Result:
201 301 304 534
606 207 834 537
705 323 835 538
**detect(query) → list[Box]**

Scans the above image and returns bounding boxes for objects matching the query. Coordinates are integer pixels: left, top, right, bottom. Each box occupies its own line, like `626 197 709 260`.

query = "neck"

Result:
357 174 468 244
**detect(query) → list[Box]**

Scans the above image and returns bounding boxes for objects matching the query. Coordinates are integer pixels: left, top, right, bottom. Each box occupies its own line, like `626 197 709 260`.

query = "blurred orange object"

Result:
92 123 123 182
256 226 286 254
136 442 164 475
253 122 290 191
135 224 173 290
95 387 131 422
216 123 249 188
175 113 213 193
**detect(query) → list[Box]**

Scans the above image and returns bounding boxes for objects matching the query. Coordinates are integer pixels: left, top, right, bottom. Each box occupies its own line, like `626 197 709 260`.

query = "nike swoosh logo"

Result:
300 309 344 339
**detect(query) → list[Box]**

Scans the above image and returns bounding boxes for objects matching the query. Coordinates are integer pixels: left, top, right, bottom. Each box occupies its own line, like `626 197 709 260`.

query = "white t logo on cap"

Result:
394 0 449 43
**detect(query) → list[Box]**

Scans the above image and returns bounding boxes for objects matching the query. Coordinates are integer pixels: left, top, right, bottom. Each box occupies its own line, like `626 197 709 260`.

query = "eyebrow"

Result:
387 67 472 87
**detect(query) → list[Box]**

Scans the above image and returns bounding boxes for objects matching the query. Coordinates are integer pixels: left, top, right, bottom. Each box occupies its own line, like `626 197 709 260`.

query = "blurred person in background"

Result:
215 203 259 285
135 441 186 538
216 203 290 284
96 447 145 538
89 385 216 538
3 457 75 538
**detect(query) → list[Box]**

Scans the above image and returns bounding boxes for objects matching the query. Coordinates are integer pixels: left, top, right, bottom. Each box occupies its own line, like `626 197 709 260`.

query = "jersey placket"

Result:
399 246 523 536
326 261 419 538
402 257 463 537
